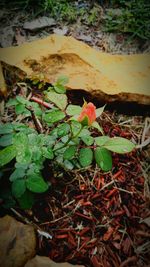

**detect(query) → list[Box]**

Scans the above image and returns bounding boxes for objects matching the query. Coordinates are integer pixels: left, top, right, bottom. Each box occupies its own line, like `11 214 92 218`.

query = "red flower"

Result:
78 102 96 126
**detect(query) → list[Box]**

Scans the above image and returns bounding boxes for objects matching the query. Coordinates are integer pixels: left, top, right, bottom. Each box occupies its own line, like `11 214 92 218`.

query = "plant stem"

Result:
53 124 83 152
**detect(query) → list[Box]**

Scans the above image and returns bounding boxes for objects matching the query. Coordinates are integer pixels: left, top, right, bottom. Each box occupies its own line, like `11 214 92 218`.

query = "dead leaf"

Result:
15 28 26 45
0 26 14 47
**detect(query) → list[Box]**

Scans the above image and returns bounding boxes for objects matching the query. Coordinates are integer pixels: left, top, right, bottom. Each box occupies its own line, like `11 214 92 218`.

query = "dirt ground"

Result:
0 6 150 54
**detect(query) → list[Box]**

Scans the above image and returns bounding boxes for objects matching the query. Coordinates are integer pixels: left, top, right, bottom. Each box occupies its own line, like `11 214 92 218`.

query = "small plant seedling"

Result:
0 76 136 209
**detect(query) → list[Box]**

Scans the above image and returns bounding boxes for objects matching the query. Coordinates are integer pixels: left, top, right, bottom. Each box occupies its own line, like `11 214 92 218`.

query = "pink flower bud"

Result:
78 102 96 126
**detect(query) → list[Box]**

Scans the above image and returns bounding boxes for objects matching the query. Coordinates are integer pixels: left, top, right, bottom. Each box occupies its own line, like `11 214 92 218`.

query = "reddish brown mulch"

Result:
32 113 150 267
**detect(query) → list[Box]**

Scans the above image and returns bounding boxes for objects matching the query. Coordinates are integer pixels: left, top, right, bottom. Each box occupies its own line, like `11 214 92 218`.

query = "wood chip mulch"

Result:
33 113 150 267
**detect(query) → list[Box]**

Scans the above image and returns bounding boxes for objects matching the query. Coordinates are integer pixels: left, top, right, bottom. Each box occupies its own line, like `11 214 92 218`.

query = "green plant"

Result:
0 76 135 209
104 0 150 40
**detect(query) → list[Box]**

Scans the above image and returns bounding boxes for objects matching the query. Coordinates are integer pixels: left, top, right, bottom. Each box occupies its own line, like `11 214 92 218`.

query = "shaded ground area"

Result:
0 82 150 267
0 1 150 54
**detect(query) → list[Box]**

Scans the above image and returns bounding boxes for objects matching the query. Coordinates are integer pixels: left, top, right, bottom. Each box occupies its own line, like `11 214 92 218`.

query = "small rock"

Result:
53 26 68 36
23 17 56 31
25 255 85 267
0 27 14 47
77 34 92 42
0 215 36 267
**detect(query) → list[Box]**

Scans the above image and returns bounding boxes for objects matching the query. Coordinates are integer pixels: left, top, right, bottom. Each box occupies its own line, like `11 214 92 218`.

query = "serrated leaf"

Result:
70 121 82 137
12 123 32 133
95 136 110 146
63 160 74 170
13 133 32 164
64 145 77 160
26 174 49 193
56 75 69 85
81 135 94 146
79 148 93 167
103 137 135 154
57 123 70 137
45 91 67 110
29 102 42 117
42 135 56 147
6 98 18 107
66 105 82 116
43 110 65 124
42 147 54 159
15 162 29 170
96 105 106 118
0 145 16 167
12 179 26 198
9 168 26 181
17 190 34 209
16 96 28 105
0 134 13 147
54 84 66 94
79 128 91 137
91 121 104 134
94 147 112 171
0 123 13 134
15 103 26 115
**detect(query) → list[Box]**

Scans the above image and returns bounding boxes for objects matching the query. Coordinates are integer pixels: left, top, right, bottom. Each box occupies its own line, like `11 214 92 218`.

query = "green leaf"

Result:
26 174 49 193
95 136 110 146
12 123 33 133
13 133 32 164
17 190 34 209
16 96 28 105
91 121 104 134
54 84 66 94
29 102 42 117
31 146 43 162
42 135 56 147
27 163 43 176
43 110 65 124
96 105 106 118
63 160 74 170
0 134 13 147
12 179 26 198
0 123 13 134
79 128 91 137
66 105 82 116
57 123 70 137
6 98 18 107
0 145 16 167
15 103 26 115
15 162 29 170
42 147 54 159
94 147 112 171
81 135 94 146
70 121 82 137
45 91 67 110
79 148 93 167
64 145 77 160
9 168 26 181
56 75 69 85
103 137 135 154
